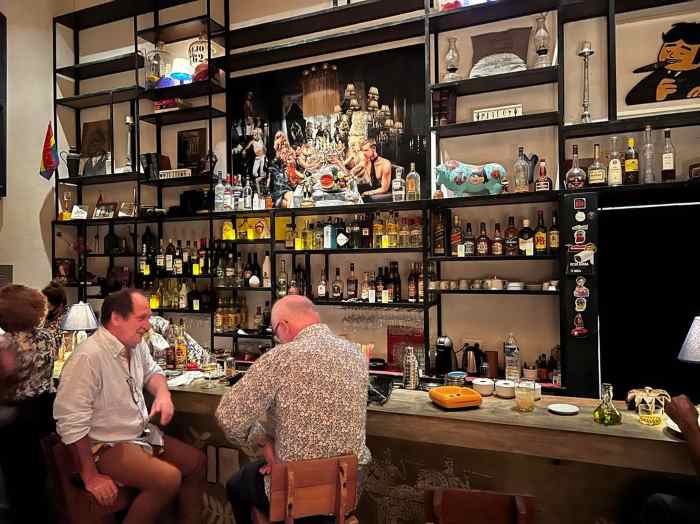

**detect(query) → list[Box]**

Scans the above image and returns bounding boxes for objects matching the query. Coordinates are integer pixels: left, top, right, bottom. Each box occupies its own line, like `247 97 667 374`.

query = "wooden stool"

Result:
40 433 135 524
253 455 360 524
424 488 535 524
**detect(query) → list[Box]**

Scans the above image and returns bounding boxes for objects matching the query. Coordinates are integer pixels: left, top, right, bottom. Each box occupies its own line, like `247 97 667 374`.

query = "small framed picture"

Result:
70 205 89 220
118 202 137 218
177 128 206 170
53 258 76 284
93 202 117 219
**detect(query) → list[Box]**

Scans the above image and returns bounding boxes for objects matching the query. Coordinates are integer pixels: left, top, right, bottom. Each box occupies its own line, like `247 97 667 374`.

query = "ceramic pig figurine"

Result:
435 160 506 196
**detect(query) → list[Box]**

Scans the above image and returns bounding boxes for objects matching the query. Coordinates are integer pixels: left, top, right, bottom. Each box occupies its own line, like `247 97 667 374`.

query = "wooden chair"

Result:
40 433 135 524
253 455 360 524
424 488 535 524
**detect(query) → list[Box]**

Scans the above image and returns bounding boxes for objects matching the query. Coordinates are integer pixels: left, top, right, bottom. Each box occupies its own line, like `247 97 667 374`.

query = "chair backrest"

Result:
268 455 359 524
41 432 83 522
425 488 535 524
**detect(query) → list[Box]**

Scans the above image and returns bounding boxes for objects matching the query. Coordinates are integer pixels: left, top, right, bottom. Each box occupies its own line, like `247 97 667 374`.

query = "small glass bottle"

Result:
406 162 421 201
642 125 656 185
391 166 406 202
504 333 521 382
608 136 624 186
661 128 676 183
533 14 551 69
443 37 461 82
565 144 586 190
624 138 640 185
510 147 530 193
587 144 607 186
593 383 623 426
491 223 504 256
476 222 490 256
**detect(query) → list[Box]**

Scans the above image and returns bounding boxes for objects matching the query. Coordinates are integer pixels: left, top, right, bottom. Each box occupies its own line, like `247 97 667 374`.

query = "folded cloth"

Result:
469 53 527 79
167 371 204 387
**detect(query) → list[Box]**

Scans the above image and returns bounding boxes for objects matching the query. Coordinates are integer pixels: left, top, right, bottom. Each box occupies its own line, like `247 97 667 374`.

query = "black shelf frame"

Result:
139 106 226 126
313 300 430 310
140 79 226 101
435 289 560 296
434 111 560 139
432 66 559 97
275 248 424 256
431 191 560 209
138 15 225 45
56 86 143 110
57 172 144 186
429 255 559 262
429 0 559 33
54 0 194 30
561 110 700 139
56 52 144 80
140 175 212 188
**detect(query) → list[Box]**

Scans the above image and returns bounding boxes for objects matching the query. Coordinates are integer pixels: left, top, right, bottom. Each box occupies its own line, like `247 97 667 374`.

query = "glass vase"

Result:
593 383 623 426
533 14 551 69
145 41 172 89
444 37 461 82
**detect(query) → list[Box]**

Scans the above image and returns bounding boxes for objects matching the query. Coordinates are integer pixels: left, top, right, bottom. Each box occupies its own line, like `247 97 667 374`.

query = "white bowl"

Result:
472 378 495 396
495 379 516 398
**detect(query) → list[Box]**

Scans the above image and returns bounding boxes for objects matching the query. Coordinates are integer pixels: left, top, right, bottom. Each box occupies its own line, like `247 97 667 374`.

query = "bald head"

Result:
271 296 321 343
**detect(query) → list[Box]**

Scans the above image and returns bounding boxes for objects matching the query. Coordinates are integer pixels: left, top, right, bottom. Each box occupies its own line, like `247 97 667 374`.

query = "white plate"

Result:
548 403 580 416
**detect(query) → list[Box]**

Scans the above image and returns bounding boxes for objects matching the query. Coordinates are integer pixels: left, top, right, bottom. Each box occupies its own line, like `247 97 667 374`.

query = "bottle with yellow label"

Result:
222 221 236 241
624 137 639 185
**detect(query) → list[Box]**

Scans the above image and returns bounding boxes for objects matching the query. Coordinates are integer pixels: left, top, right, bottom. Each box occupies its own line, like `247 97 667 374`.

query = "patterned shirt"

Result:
5 328 60 402
216 323 371 467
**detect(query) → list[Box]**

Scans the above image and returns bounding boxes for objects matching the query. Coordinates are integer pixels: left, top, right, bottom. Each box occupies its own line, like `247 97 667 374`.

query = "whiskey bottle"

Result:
386 212 399 248
463 222 475 256
139 244 151 276
624 137 640 185
175 319 188 370
361 214 372 249
156 239 166 276
661 128 676 183
373 213 384 249
587 144 607 186
165 238 176 275
346 263 358 299
407 263 417 303
450 215 463 256
433 212 446 255
548 211 560 255
361 272 370 301
331 267 343 299
368 272 377 303
391 166 406 202
399 218 411 248
534 160 553 192
410 218 422 248
534 210 547 256
174 241 183 276
504 216 519 257
518 219 535 257
277 259 288 298
406 162 421 201
565 145 586 190
392 262 402 302
608 136 623 186
417 264 425 303
375 267 385 301
491 223 504 256
476 222 490 256
384 265 395 303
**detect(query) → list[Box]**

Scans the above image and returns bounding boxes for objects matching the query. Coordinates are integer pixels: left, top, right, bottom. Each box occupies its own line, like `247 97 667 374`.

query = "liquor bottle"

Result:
199 239 208 276
187 284 201 312
392 262 402 302
642 125 656 184
360 273 370 301
317 267 328 299
375 267 385 301
223 174 233 211
407 263 417 303
450 215 463 256
164 238 175 276
243 253 253 286
661 128 676 183
165 320 177 370
285 224 295 250
336 218 350 249
175 319 188 370
190 240 200 276
277 259 288 298
254 305 263 331
150 281 161 310
252 253 262 280
262 251 271 287
385 265 394 303
399 218 411 248
373 213 384 249
387 212 399 248
406 162 421 201
361 214 372 249
518 219 534 257
491 223 504 256
139 244 151 276
346 263 358 299
287 278 300 296
587 144 607 186
314 221 324 250
391 166 406 202
173 241 183 276
214 172 225 212
262 301 272 330
332 267 343 299
534 210 547 256
410 218 422 248
368 272 377 303
417 264 425 303
323 217 336 249
294 223 304 251
178 280 188 310
243 176 253 210
142 226 156 253
565 145 586 190
350 216 362 249
463 222 475 256
504 332 521 381
607 136 623 186
183 240 192 276
433 212 446 255
624 137 640 185
534 160 553 192
548 211 560 255
232 175 243 210
510 146 530 193
476 222 490 256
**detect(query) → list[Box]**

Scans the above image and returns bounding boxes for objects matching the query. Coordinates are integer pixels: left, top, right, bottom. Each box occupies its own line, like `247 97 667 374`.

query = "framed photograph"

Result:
177 128 206 170
81 154 108 177
81 120 112 157
118 202 137 217
53 258 76 284
70 204 89 220
93 202 117 219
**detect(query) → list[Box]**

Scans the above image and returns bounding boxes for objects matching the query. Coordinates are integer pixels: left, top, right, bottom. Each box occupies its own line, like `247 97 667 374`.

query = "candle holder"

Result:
578 41 594 124
533 13 551 69
124 115 135 168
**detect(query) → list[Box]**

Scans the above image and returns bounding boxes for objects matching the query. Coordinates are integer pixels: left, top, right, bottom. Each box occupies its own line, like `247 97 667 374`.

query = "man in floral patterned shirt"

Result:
216 295 371 524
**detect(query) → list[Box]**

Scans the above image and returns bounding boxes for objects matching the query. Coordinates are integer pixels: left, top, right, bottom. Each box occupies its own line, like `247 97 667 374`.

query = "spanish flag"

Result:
39 122 59 180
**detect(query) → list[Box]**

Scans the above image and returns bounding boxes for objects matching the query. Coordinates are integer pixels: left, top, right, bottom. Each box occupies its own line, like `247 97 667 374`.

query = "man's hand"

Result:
149 393 174 426
84 473 118 507
258 440 278 476
656 78 678 101
666 395 700 435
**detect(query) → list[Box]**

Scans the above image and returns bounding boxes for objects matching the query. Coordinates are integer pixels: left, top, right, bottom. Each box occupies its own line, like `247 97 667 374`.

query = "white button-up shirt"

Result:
54 327 164 446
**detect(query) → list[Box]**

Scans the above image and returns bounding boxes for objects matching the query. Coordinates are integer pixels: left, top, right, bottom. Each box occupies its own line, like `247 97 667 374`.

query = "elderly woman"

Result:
0 284 61 523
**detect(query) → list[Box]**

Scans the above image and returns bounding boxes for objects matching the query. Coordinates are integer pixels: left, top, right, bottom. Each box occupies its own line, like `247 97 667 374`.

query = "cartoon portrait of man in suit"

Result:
626 22 700 105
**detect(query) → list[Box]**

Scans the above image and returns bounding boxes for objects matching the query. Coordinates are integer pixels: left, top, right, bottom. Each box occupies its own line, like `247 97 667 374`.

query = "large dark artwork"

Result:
1 13 6 198
229 46 427 208
625 22 700 105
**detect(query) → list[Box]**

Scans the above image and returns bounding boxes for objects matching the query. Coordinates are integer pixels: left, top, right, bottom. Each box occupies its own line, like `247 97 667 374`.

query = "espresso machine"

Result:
435 336 454 377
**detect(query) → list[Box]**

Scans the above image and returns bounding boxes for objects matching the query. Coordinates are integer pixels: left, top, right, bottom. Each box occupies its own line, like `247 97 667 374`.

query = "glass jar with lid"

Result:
145 41 172 89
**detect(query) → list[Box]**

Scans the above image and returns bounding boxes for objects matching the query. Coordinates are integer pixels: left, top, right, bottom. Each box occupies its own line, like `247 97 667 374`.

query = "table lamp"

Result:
171 58 193 84
61 301 98 348
678 316 700 363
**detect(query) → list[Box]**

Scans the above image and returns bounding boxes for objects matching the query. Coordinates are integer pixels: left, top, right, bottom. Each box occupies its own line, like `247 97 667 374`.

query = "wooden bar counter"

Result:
168 384 697 524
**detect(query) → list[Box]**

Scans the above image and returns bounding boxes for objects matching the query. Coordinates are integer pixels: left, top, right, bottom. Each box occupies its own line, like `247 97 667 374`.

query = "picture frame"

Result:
93 202 117 219
53 258 76 284
70 204 89 220
118 202 137 218
81 120 112 157
81 154 108 177
177 128 206 170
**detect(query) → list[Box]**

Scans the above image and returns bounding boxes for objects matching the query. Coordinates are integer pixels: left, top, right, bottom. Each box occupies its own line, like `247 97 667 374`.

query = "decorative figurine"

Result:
435 160 506 197
244 127 266 181
571 313 589 337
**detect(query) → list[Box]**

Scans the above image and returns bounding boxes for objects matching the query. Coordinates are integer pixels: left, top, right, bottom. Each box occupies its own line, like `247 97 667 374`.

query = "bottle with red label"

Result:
534 209 547 256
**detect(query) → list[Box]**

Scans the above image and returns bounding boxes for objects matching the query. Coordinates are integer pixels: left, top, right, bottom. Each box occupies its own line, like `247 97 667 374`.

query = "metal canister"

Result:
402 346 419 390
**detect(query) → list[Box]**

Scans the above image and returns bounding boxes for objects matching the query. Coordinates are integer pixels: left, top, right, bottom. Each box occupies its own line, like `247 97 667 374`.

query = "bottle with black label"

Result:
661 128 676 182
504 216 519 256
534 210 547 256
463 222 475 256
407 263 417 303
476 222 490 256
433 212 446 255
518 219 535 257
491 223 504 256
317 267 328 299
548 211 560 255
332 267 343 299
336 218 350 249
346 263 358 299
450 215 462 256
624 137 640 185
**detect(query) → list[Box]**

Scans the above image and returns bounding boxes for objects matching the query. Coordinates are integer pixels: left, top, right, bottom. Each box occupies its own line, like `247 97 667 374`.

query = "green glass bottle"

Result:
593 383 622 426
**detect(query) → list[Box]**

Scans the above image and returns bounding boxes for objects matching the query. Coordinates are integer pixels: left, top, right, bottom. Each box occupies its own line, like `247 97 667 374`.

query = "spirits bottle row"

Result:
283 212 423 251
154 318 189 371
433 209 559 257
214 297 271 334
391 162 422 202
145 279 212 312
214 251 271 289
565 127 677 189
214 172 273 212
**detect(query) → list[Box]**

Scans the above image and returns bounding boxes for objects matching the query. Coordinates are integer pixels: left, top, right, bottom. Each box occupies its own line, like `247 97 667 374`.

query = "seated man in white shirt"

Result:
54 289 205 524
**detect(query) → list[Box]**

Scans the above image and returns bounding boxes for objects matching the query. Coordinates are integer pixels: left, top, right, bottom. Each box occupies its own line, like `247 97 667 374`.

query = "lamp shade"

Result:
678 317 700 363
60 302 98 332
170 58 194 81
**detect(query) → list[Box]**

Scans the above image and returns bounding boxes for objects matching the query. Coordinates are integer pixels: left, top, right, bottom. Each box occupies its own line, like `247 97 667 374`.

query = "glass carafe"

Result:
443 37 461 82
533 14 551 69
146 41 172 89
593 383 622 426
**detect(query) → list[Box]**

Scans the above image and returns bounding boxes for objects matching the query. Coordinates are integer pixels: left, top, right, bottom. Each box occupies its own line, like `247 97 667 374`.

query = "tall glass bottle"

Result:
450 215 462 256
548 211 560 255
587 144 607 186
504 332 521 381
642 125 656 184
432 213 446 255
406 162 421 201
463 222 475 256
565 145 586 190
608 136 623 186
510 146 530 193
593 383 622 426
534 210 547 256
504 216 519 257
518 219 534 257
624 138 640 185
391 166 406 202
346 263 358 299
276 259 288 298
476 222 490 256
661 128 676 183
214 171 225 212
331 267 343 299
317 267 328 299
491 223 504 256
175 319 188 370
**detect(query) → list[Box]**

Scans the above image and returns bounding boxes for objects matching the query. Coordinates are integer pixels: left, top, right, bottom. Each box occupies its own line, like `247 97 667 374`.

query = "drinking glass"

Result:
515 380 536 413
200 354 219 389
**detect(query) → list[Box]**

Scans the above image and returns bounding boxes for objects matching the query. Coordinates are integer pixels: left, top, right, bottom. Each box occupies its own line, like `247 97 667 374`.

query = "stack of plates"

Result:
525 283 542 291
506 282 524 291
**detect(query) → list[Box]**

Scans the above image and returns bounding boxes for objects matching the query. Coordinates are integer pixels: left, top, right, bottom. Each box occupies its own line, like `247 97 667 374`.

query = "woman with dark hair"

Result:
0 284 61 523
42 280 68 336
